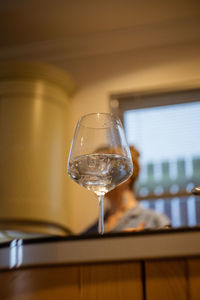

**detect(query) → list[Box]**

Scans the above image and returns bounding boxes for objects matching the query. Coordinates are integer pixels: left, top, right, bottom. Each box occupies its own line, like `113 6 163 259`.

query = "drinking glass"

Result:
67 113 133 234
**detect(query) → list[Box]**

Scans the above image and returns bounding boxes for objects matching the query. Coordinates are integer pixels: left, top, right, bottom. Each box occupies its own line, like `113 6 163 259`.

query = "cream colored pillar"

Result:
0 62 75 236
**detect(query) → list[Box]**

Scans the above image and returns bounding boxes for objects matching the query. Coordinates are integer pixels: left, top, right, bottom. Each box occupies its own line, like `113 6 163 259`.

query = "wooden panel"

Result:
0 265 80 300
145 259 188 300
80 261 143 300
188 258 200 300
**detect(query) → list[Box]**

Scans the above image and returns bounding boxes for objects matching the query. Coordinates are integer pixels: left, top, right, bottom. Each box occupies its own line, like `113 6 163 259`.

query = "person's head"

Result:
106 145 140 203
127 145 140 190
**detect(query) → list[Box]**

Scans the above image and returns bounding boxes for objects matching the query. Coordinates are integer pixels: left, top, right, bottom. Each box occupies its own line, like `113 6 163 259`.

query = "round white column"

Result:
0 62 75 236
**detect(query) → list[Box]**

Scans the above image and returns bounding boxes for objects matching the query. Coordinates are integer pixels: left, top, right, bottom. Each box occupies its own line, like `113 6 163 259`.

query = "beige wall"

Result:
63 40 200 233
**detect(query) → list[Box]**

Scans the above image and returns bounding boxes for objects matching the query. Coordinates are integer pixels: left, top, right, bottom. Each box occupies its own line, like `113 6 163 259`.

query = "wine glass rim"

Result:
78 112 121 129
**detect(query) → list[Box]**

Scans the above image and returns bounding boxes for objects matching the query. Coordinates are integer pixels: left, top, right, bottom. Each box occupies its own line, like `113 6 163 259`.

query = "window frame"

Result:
110 87 200 125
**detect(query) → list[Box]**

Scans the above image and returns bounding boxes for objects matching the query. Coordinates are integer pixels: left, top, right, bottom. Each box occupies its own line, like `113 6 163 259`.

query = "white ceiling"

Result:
0 0 199 60
0 0 199 46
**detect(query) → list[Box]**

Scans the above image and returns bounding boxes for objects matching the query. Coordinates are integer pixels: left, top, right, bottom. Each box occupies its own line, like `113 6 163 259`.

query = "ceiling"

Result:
0 0 199 60
0 0 199 46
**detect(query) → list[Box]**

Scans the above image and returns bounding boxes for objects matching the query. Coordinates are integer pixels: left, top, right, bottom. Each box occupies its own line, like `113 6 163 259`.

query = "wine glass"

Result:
67 113 133 235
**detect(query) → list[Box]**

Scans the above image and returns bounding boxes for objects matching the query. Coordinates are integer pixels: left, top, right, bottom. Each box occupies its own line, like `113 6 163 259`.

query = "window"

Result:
110 88 200 228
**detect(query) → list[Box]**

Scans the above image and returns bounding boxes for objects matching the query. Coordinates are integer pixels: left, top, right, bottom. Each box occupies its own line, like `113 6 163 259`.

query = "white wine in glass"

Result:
67 113 133 235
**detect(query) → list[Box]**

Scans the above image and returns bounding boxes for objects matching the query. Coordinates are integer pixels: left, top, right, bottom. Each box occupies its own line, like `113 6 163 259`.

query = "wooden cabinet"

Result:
1 230 200 299
145 259 188 300
1 258 200 300
0 262 142 300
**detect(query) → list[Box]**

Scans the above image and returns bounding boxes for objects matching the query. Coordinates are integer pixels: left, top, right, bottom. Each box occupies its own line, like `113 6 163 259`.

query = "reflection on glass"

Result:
9 239 23 269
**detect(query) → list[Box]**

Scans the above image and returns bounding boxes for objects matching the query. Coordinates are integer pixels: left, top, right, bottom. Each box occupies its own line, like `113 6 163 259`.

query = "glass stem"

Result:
98 195 104 235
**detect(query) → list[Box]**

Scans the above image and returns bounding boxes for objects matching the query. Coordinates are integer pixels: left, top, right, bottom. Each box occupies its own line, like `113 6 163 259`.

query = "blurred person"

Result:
84 146 170 234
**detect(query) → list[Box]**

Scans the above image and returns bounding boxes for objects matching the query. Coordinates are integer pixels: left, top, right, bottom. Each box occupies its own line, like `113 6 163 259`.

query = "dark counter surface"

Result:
1 227 200 270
